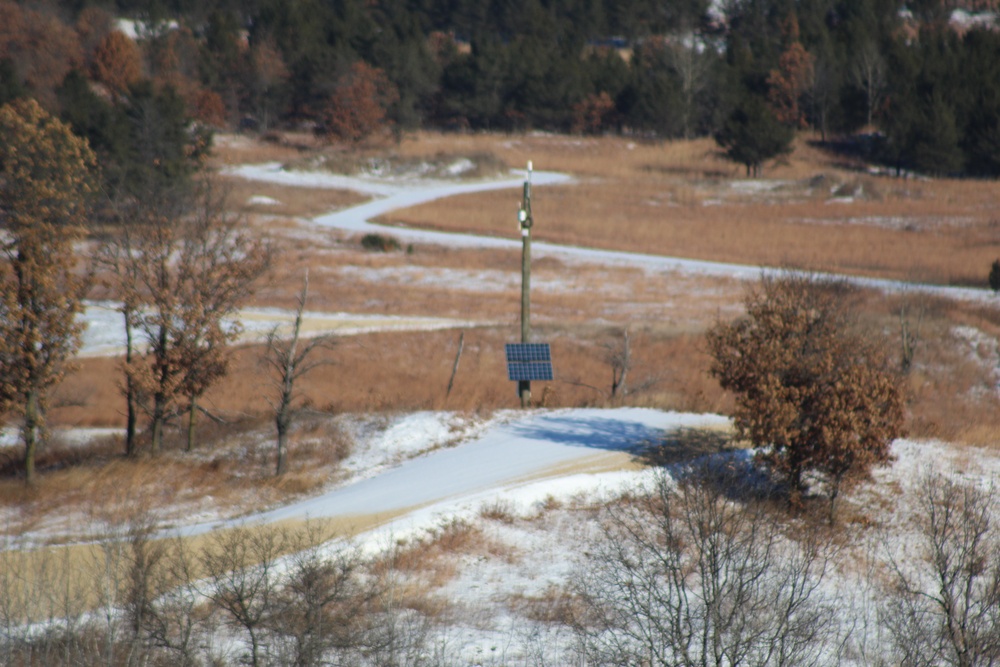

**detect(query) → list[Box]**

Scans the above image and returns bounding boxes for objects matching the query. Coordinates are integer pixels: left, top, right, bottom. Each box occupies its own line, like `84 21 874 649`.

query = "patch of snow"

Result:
78 302 478 357
114 18 178 40
0 428 17 448
951 8 998 29
53 428 122 447
796 215 974 231
169 408 729 538
952 325 1000 396
729 179 787 193
247 195 280 206
446 158 475 176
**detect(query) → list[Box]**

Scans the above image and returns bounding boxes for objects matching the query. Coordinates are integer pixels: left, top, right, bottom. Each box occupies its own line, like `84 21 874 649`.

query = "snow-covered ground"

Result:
168 408 729 539
79 301 486 357
24 160 997 663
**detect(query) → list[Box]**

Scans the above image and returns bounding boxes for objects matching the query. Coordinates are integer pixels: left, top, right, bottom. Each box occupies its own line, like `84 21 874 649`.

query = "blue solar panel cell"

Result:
507 362 553 381
505 343 551 363
505 343 554 381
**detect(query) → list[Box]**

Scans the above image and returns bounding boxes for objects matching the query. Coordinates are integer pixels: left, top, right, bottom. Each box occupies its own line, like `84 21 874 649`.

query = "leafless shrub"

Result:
0 542 89 666
574 466 834 666
881 474 1000 666
140 537 212 667
507 584 583 626
199 525 288 667
266 524 381 667
479 498 517 524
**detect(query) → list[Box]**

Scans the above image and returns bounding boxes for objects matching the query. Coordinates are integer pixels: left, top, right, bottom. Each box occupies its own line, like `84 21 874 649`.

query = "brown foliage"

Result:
572 91 615 135
147 27 210 120
91 30 142 98
108 185 271 454
75 6 113 59
191 87 227 126
706 273 905 516
246 34 289 129
0 2 82 109
767 21 814 129
0 99 95 483
322 62 399 143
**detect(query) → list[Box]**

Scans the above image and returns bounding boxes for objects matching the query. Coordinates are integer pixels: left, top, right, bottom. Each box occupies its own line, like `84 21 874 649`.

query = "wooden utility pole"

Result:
519 161 533 408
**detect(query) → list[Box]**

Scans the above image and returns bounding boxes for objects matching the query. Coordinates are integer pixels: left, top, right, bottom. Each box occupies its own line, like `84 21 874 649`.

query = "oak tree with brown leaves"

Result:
322 61 399 144
766 17 814 129
0 98 95 483
706 274 905 521
571 91 615 135
115 184 270 454
91 30 141 99
0 2 82 110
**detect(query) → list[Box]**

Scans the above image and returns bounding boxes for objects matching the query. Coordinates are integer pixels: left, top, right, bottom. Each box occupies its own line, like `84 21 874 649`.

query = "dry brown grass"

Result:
378 517 518 601
7 128 1000 529
379 132 1000 287
221 176 369 219
207 131 327 167
507 584 584 626
51 324 729 431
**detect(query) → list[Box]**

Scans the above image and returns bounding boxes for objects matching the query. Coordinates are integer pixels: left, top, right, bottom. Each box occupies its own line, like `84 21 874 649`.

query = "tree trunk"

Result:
124 311 137 456
186 397 197 452
151 394 164 454
248 627 261 667
275 411 289 476
23 388 39 485
151 325 169 454
828 480 840 526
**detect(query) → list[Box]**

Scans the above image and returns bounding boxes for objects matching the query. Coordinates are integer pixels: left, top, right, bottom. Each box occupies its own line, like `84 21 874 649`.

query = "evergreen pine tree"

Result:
715 93 794 176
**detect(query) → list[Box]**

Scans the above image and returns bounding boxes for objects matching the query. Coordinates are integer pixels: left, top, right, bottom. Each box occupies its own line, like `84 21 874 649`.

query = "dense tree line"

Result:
1 0 998 175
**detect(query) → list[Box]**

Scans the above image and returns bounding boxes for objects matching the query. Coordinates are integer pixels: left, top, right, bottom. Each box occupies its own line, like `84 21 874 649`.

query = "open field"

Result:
381 133 1000 287
3 129 1000 547
4 131 1000 665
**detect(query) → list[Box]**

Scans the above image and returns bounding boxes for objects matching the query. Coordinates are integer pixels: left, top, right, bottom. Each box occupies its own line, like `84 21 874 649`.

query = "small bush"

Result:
361 233 401 252
989 259 1000 292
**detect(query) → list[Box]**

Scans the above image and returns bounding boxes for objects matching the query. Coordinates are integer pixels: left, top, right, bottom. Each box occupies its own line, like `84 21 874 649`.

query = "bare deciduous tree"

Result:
604 326 632 400
270 531 377 667
898 293 925 375
200 526 287 667
668 41 714 140
263 272 334 476
139 537 207 667
851 39 888 130
882 474 1000 667
575 465 833 667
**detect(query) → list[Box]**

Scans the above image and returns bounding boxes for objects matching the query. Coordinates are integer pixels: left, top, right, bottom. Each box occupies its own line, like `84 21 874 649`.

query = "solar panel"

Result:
505 343 553 381
507 361 554 381
505 343 551 363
